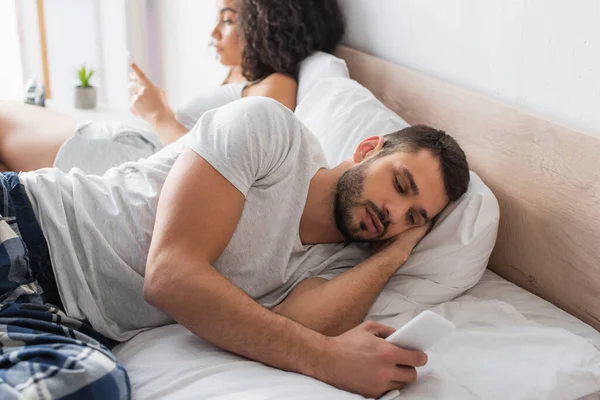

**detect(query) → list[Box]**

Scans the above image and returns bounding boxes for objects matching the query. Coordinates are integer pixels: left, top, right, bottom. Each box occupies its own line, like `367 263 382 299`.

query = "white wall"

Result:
43 0 99 105
97 0 129 107
14 0 129 108
17 0 43 88
14 0 215 109
339 0 600 137
152 0 228 108
0 0 23 101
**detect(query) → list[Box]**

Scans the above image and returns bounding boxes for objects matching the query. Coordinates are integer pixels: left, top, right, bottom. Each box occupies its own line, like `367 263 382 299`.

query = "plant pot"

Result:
74 86 97 109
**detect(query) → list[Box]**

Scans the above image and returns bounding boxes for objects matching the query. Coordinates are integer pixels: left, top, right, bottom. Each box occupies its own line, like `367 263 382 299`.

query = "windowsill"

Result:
45 99 149 129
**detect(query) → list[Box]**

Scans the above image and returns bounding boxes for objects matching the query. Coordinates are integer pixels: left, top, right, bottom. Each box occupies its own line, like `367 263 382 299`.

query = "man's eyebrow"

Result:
399 166 419 195
219 7 237 14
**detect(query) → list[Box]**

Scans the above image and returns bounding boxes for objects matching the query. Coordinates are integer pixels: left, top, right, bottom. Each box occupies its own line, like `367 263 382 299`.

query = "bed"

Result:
112 47 600 399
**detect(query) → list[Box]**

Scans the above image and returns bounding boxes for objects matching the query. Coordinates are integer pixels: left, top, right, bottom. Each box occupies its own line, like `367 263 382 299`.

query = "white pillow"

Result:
296 52 349 104
296 77 409 166
297 77 500 311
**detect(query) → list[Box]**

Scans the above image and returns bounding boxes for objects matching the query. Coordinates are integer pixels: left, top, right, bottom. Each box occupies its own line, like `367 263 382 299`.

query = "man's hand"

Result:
319 321 427 398
371 222 432 271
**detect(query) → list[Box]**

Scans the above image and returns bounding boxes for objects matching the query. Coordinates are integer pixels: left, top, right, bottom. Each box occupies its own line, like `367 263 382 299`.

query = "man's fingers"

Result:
362 321 396 338
392 348 428 368
393 365 418 383
425 220 434 234
130 62 151 85
388 382 406 391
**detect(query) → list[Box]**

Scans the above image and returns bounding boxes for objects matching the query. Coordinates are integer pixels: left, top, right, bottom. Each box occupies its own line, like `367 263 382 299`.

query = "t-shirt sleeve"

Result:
314 266 351 281
314 243 371 280
185 97 297 196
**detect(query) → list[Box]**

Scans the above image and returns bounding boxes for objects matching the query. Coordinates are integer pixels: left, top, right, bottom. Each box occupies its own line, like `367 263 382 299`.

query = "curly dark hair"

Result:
238 0 345 81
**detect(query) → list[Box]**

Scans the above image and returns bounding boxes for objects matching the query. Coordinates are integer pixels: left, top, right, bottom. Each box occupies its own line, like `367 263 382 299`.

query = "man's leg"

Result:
0 303 130 399
0 172 130 399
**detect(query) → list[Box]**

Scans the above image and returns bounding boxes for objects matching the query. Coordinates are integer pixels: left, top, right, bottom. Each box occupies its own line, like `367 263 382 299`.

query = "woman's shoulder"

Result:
246 73 297 93
260 72 297 86
244 73 298 111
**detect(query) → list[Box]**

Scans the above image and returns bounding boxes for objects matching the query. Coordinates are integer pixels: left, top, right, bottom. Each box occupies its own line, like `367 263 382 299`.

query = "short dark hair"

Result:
238 0 345 81
378 125 470 202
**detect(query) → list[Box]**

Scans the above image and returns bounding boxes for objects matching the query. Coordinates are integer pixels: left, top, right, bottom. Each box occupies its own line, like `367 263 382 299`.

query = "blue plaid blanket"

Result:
0 172 130 399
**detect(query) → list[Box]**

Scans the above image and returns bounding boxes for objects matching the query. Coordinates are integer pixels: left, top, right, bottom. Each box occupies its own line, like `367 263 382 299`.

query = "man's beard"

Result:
334 161 389 242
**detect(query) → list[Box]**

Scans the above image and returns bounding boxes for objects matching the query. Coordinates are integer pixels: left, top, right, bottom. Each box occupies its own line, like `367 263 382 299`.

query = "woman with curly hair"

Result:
0 0 345 174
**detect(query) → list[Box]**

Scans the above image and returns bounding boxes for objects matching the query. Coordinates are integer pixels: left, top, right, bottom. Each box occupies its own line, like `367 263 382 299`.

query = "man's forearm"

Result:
274 250 408 336
144 255 329 378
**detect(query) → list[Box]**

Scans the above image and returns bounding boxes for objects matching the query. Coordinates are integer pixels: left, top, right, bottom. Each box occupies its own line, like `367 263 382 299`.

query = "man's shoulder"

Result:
208 96 312 156
185 96 321 184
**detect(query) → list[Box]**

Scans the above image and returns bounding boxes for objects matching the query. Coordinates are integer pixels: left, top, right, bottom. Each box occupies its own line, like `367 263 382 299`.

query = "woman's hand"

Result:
128 62 175 125
128 62 189 145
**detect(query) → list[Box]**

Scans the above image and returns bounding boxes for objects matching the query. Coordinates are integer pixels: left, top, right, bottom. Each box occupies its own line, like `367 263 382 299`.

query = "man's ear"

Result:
352 136 385 163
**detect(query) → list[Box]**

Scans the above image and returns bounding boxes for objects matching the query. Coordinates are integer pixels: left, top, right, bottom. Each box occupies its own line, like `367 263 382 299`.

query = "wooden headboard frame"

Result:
336 45 600 331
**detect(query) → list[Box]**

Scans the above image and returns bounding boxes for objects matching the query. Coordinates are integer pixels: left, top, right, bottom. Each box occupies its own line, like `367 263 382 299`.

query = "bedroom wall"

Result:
339 0 600 138
32 0 100 106
97 0 129 108
152 0 227 109
0 0 23 101
11 0 218 108
13 0 130 107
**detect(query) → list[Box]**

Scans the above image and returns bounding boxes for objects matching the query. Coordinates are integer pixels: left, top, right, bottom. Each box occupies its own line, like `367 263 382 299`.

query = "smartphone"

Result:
385 310 456 351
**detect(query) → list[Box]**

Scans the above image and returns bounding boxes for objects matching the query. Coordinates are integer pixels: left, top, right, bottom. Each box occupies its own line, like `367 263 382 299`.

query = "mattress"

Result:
114 270 600 399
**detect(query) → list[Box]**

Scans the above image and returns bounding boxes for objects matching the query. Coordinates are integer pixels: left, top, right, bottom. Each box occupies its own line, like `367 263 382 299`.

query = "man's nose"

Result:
384 200 409 224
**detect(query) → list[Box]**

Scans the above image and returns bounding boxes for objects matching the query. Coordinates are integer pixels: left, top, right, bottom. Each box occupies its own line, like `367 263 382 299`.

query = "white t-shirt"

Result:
20 97 369 341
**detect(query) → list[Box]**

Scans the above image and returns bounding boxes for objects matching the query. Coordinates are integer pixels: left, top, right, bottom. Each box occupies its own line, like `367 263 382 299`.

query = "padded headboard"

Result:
336 45 600 331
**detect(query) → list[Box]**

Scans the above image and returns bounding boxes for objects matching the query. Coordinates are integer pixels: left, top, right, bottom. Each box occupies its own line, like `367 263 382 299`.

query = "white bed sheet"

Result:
464 270 600 350
114 270 600 400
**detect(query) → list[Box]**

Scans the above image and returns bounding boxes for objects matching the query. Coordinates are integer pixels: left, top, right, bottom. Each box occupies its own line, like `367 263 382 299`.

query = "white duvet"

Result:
115 273 600 400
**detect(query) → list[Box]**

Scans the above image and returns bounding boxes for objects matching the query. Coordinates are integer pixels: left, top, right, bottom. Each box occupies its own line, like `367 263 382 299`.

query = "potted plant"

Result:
74 65 96 109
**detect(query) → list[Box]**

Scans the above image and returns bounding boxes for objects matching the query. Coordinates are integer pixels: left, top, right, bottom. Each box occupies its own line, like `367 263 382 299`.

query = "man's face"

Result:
334 149 449 242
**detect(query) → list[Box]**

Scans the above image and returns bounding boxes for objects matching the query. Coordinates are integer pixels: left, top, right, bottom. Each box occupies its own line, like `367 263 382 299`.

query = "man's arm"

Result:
144 149 324 374
144 147 427 398
273 226 429 336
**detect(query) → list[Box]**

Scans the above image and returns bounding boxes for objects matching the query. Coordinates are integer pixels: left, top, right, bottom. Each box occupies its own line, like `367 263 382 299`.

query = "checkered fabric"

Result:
0 172 130 399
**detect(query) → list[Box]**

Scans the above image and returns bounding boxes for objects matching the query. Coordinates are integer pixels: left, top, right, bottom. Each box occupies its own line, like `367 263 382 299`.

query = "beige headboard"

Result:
335 45 600 332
